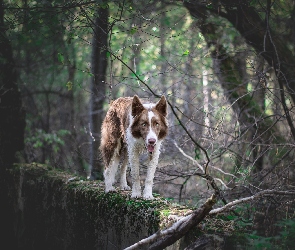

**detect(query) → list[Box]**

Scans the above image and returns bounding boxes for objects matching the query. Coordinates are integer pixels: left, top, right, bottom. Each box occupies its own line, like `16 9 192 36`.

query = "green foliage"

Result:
57 53 64 64
25 129 71 153
160 209 171 216
223 208 295 250
211 204 295 249
247 233 274 250
275 218 295 249
66 81 73 91
130 26 138 35
182 49 190 56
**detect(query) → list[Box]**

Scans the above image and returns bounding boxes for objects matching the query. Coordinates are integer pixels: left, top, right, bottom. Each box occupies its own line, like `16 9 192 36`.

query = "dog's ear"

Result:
132 95 145 117
155 95 167 117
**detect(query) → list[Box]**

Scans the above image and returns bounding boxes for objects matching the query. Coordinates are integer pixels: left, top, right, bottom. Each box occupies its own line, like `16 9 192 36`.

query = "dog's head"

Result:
130 95 168 153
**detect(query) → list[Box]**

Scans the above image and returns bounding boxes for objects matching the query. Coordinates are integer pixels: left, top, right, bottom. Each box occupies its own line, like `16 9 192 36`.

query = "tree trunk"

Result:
0 0 25 170
160 6 167 87
90 4 109 180
0 1 25 248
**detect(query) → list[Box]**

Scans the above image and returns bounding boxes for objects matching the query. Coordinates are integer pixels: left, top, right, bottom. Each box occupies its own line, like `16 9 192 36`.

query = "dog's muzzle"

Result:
147 138 156 154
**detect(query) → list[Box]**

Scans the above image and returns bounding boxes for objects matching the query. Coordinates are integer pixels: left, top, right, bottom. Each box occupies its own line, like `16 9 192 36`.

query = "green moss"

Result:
161 209 171 216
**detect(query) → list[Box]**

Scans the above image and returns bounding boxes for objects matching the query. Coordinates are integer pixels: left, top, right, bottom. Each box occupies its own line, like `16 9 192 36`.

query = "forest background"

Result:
1 0 295 248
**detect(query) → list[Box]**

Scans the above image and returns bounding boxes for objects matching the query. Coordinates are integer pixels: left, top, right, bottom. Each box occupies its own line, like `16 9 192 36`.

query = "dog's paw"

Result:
105 186 116 193
142 193 154 200
121 185 131 191
143 187 154 200
131 191 142 199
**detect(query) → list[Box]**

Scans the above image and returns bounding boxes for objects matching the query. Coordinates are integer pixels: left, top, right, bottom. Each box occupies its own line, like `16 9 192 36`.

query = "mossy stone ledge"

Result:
3 163 193 250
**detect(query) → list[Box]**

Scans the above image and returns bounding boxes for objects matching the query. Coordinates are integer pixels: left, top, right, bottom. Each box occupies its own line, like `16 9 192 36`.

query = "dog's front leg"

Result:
143 149 160 199
120 155 131 190
129 148 141 198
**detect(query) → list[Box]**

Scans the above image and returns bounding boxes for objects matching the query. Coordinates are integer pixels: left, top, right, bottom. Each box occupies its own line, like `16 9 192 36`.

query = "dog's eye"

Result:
156 123 159 127
142 123 147 127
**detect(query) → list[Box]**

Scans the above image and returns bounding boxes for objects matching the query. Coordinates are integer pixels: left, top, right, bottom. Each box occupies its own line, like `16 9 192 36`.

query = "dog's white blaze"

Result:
147 110 157 144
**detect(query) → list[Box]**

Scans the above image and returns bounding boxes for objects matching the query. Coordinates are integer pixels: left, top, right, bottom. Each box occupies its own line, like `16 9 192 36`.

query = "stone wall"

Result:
2 163 193 250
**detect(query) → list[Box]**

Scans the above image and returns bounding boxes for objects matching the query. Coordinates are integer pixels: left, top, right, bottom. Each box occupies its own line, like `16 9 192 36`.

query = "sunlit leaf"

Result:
66 81 73 91
57 53 64 64
182 50 189 56
194 148 200 159
130 26 138 35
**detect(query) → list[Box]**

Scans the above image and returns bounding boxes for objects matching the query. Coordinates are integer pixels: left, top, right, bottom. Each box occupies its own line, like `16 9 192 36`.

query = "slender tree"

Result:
89 3 109 180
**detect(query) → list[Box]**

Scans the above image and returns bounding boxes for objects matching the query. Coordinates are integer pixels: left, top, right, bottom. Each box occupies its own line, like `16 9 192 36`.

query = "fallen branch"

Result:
124 194 217 250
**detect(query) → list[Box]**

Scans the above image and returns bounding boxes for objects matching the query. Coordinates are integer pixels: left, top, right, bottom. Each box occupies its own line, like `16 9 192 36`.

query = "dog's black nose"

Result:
148 138 156 145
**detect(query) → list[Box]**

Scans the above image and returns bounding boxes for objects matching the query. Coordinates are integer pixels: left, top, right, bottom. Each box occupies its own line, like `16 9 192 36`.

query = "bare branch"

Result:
173 140 204 173
209 189 295 215
210 165 237 179
214 178 230 190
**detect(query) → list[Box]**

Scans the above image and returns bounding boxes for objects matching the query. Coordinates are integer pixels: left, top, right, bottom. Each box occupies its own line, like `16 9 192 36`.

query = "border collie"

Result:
100 95 168 199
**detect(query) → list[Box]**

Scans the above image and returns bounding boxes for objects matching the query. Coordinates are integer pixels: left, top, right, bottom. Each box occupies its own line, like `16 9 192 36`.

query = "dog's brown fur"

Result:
99 97 132 166
100 95 168 199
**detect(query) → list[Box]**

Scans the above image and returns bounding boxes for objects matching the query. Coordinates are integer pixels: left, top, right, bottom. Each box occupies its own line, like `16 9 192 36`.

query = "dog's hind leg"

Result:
104 154 120 193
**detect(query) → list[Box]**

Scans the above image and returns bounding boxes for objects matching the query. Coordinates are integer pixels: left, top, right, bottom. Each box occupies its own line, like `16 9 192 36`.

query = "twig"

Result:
210 165 237 179
173 106 210 173
173 140 204 172
214 178 230 190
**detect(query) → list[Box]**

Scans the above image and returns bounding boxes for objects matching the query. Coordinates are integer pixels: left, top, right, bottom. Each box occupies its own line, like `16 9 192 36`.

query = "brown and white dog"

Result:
100 95 168 199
